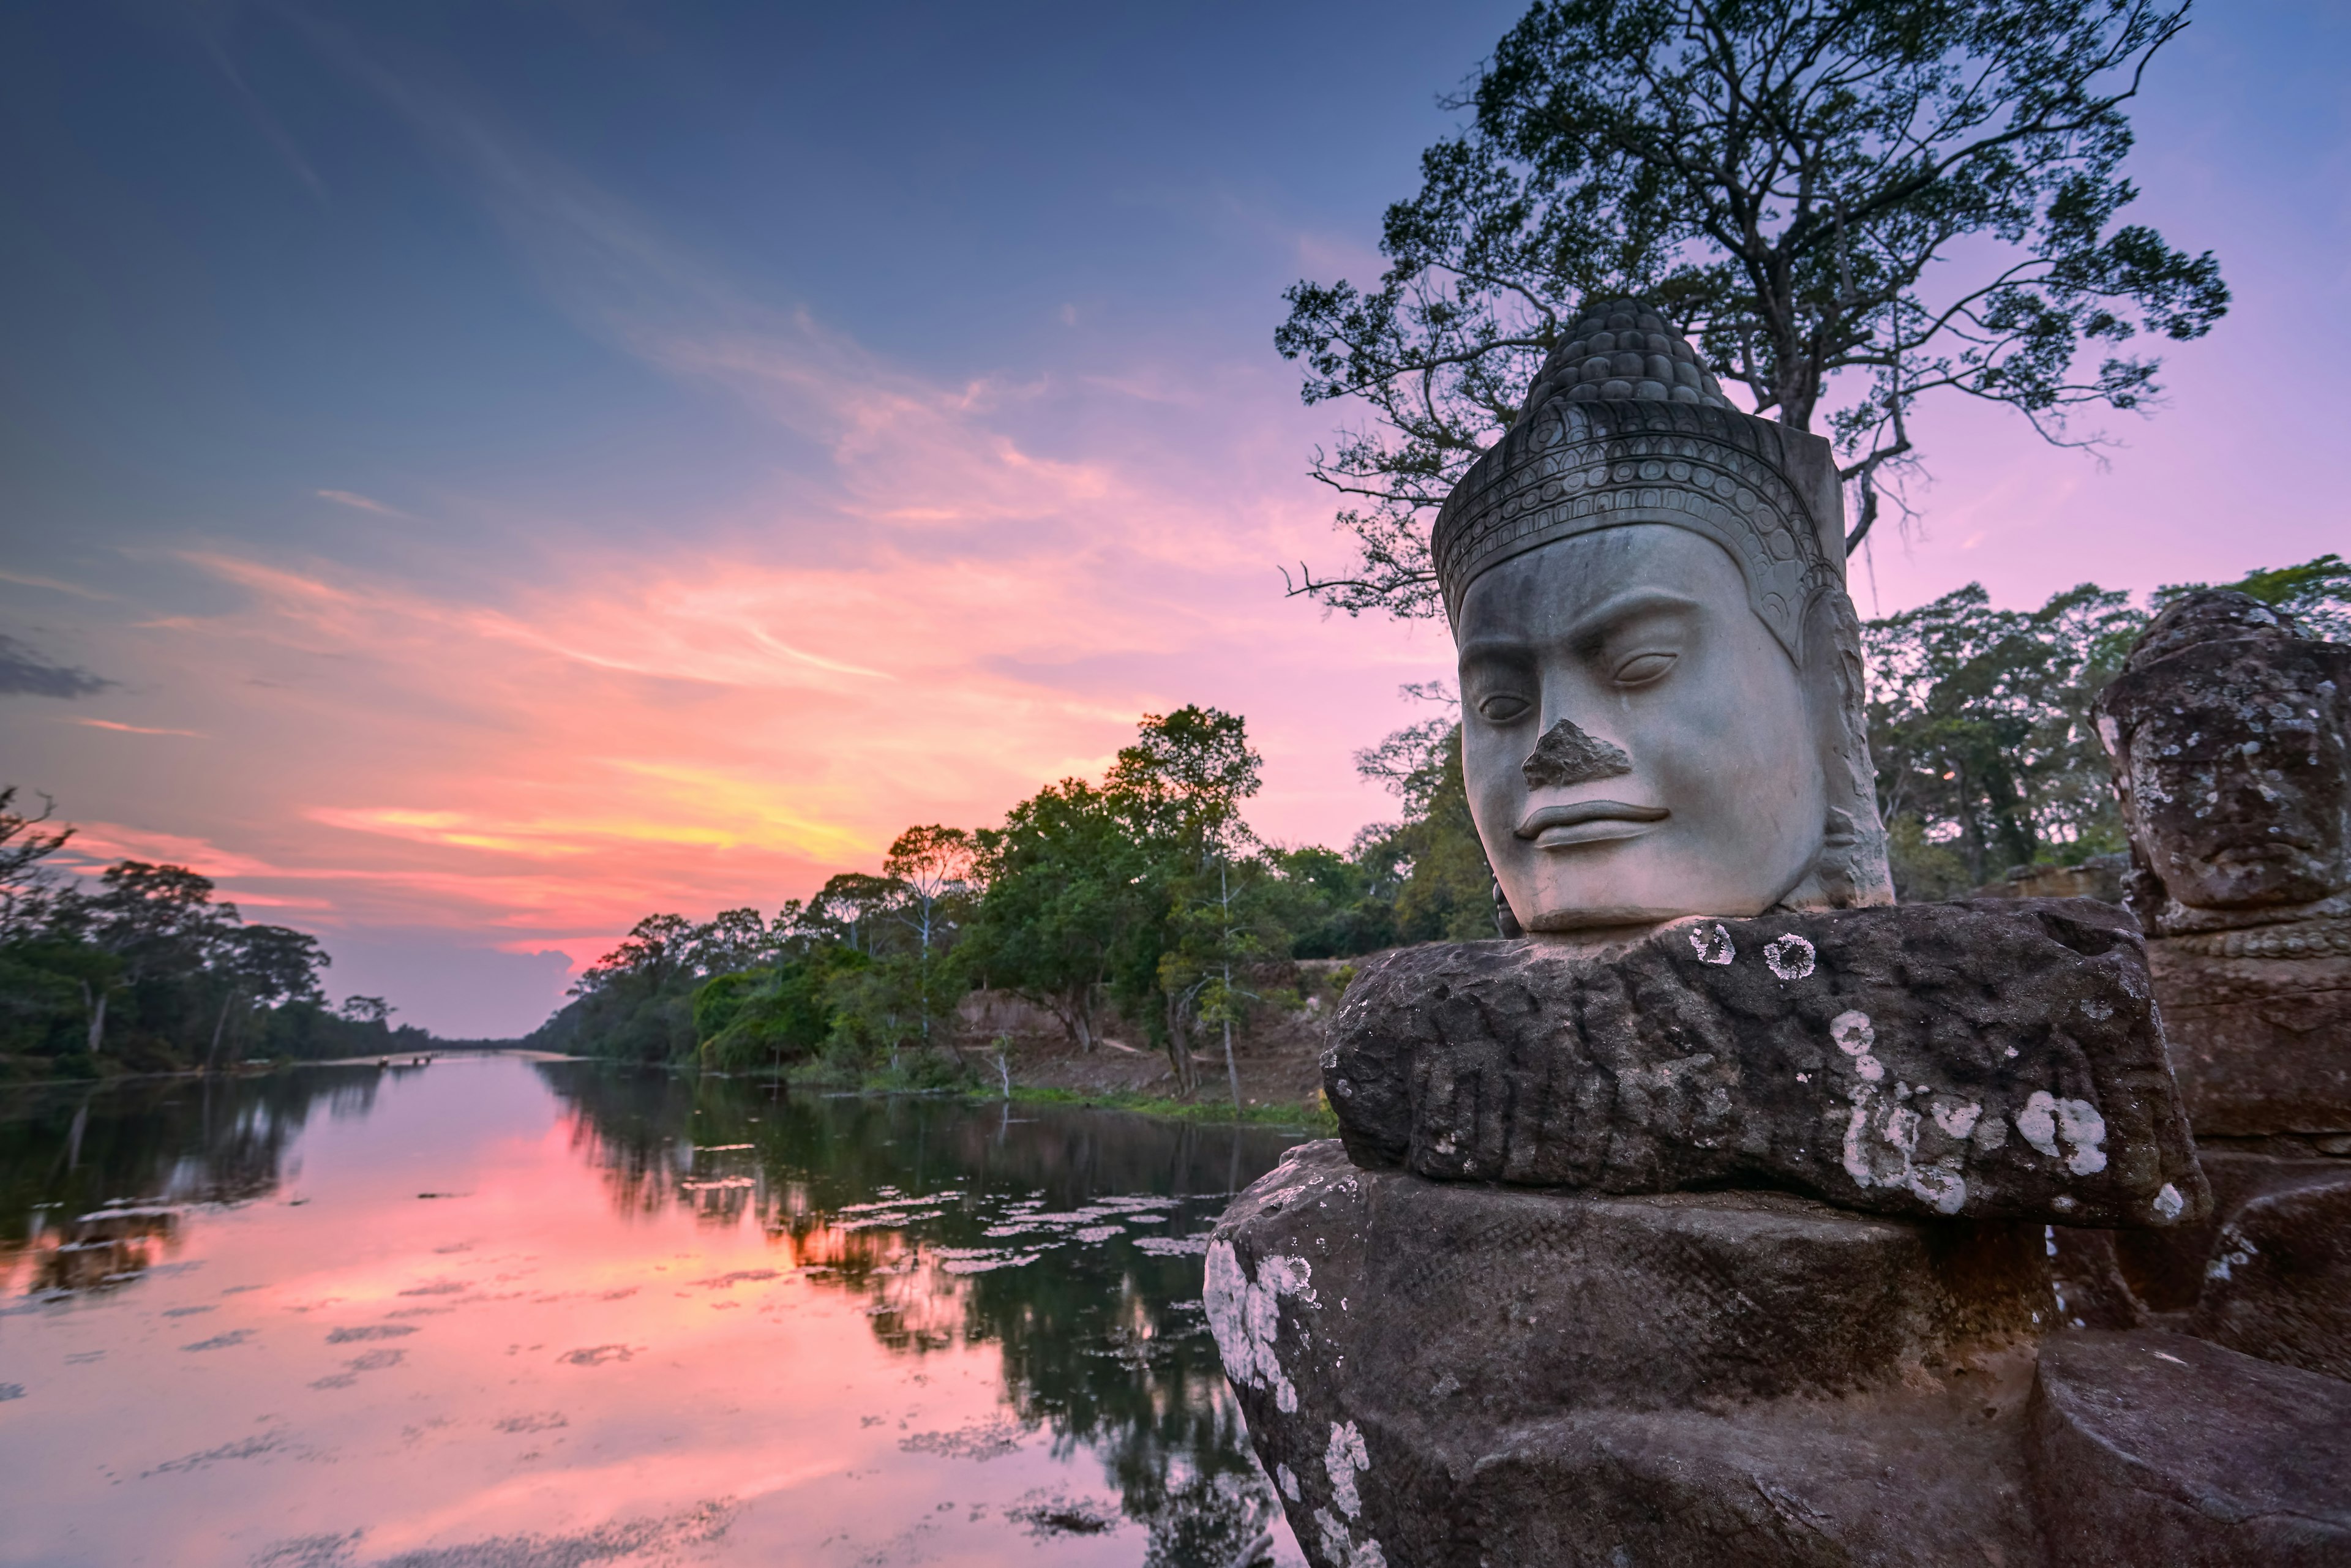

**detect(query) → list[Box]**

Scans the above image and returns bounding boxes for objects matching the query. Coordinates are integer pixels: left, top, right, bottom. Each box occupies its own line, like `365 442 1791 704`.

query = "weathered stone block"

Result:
2192 1171 2351 1381
1326 899 2207 1228
2112 1148 2349 1311
1209 1141 2057 1568
2027 1330 2351 1566
2050 1225 2150 1330
2150 945 2351 1136
1453 1382 2045 1568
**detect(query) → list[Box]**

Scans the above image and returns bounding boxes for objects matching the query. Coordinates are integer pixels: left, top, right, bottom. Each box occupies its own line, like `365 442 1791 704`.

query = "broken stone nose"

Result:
1522 718 1633 790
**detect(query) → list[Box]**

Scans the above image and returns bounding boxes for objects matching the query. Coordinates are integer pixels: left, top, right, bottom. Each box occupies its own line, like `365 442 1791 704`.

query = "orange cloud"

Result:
71 718 206 737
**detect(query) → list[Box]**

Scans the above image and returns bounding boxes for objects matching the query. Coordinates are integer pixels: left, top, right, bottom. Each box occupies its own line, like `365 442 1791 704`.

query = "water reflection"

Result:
0 1059 1308 1567
1 1069 396 1298
542 1068 1297 1567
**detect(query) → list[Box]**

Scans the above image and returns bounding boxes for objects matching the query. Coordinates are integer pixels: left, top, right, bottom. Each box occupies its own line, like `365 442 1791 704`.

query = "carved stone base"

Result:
2111 1148 2350 1312
2149 945 2351 1136
1209 1141 2055 1567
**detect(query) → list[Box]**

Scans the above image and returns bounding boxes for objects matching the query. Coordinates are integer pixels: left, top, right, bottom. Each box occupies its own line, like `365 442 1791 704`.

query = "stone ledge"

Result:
1326 898 2207 1228
2027 1330 2351 1566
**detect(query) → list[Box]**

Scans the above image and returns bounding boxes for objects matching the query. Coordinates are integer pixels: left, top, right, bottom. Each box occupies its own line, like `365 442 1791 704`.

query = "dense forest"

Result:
530 703 1461 1095
539 553 2351 1083
0 795 444 1079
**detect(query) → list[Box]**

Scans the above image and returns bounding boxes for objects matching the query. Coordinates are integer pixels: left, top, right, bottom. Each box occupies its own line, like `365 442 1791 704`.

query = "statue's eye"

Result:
1613 651 1676 686
1477 693 1532 723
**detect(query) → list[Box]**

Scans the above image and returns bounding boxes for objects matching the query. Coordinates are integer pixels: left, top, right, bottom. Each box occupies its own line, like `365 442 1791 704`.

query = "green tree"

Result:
696 947 867 1073
1866 582 2143 894
228 926 330 1008
1861 557 2350 900
2160 552 2351 642
963 707 1264 1073
1111 708 1267 1090
1260 844 1398 958
1351 702 1503 942
1279 0 2226 614
882 825 977 1049
963 779 1151 1053
688 907 774 976
1159 852 1290 1108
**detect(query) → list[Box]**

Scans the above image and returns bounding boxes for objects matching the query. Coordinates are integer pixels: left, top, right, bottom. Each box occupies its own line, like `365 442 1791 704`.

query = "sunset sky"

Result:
4 1 2346 1036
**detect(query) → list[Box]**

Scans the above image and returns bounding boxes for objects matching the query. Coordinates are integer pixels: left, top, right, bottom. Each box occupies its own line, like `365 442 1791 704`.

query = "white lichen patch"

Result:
1313 1508 1387 1568
1690 923 1735 964
1278 1463 1300 1502
1840 1085 1968 1214
2207 1225 2257 1282
1325 1420 1371 1519
1931 1099 1983 1141
2015 1090 2107 1176
1763 934 1817 980
1830 1011 1875 1056
2152 1182 2186 1223
1204 1241 1315 1414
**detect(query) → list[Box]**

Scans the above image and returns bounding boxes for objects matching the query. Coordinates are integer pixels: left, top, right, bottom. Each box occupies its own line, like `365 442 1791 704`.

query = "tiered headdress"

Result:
1431 299 1835 667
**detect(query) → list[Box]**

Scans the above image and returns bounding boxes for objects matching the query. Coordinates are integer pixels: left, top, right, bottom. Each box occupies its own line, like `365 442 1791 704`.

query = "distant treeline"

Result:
546 553 2351 1086
1865 554 2349 898
0 794 437 1079
530 703 1498 1094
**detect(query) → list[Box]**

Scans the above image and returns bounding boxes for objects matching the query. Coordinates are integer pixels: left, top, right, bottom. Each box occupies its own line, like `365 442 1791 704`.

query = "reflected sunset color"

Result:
0 1059 1310 1566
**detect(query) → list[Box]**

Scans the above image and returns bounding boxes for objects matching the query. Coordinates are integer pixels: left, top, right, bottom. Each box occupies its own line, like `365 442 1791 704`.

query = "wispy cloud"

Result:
0 28 1445 1010
72 718 204 737
0 570 113 601
317 489 413 518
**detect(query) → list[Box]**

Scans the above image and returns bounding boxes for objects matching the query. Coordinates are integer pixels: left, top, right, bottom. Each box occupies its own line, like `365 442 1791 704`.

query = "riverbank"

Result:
1 1032 1338 1131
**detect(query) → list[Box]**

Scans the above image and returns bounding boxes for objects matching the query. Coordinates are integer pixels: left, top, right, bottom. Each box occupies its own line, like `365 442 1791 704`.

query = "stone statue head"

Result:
2094 590 2351 936
1433 300 1893 934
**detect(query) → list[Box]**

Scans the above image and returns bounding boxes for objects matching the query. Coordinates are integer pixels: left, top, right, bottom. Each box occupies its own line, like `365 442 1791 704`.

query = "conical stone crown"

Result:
1520 298 1730 418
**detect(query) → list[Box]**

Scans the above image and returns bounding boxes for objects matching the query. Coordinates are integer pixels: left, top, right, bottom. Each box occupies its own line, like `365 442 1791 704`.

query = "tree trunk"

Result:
81 983 105 1056
208 990 239 1071
1163 992 1196 1097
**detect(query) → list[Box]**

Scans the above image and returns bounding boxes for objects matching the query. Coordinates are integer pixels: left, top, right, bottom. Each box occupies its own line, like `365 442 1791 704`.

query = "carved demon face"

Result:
2104 645 2351 914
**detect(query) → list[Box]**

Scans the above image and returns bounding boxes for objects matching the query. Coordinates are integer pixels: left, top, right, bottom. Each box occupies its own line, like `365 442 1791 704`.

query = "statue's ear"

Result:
1779 805 1891 912
1491 874 1524 939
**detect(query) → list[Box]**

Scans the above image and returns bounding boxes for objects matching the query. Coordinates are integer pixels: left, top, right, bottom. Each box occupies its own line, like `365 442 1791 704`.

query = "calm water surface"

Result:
0 1056 1312 1567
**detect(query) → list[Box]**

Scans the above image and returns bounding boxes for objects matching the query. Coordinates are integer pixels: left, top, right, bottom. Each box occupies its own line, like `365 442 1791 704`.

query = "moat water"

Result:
0 1056 1311 1567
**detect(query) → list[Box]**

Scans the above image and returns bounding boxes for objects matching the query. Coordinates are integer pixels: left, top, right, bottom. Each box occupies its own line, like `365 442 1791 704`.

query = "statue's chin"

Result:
1505 869 1808 934
2162 853 2339 911
1518 905 1763 935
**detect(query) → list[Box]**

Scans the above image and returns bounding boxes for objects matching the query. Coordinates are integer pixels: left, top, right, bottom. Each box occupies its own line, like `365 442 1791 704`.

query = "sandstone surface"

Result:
2028 1330 2351 1565
2190 1170 2351 1381
1325 899 2205 1228
2150 945 2351 1136
1209 1139 2055 1567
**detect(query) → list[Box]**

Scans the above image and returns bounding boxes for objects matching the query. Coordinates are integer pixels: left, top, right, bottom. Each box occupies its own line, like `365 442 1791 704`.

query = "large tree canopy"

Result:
1280 0 2227 616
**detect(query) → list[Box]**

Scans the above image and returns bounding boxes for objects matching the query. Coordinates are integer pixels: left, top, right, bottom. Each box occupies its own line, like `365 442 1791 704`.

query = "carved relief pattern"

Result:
1433 398 1834 663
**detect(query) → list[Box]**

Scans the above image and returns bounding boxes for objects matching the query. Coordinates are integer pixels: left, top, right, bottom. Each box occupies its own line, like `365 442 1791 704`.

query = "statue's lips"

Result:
1515 800 1670 848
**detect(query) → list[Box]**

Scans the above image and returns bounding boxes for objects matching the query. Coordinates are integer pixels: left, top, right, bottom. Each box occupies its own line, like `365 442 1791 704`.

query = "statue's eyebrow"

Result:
1457 588 1703 664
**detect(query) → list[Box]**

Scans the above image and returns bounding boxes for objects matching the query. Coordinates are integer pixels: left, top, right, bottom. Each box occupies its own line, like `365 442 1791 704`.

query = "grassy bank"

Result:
996 1083 1337 1131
